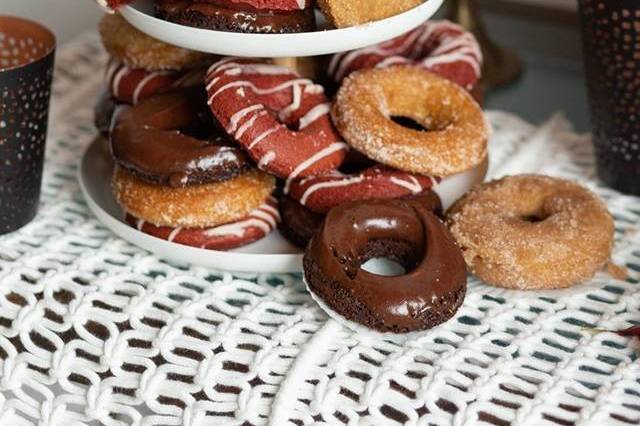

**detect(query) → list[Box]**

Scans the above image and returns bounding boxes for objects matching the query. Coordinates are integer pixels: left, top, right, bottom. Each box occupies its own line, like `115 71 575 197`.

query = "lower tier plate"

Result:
79 137 487 273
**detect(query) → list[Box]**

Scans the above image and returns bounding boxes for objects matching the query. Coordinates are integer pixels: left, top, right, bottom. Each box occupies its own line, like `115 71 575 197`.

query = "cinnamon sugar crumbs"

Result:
606 262 629 281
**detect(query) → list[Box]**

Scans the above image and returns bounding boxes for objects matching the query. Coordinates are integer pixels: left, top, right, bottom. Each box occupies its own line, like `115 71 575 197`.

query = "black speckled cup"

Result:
578 0 640 195
0 16 55 235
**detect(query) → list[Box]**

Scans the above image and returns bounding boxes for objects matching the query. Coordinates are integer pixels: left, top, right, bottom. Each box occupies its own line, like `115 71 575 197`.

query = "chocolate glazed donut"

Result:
111 90 251 187
281 190 443 249
303 198 466 333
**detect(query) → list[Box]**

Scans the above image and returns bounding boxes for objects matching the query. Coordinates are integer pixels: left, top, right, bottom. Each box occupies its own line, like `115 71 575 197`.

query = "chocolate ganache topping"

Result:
303 197 467 333
155 0 316 34
111 90 250 187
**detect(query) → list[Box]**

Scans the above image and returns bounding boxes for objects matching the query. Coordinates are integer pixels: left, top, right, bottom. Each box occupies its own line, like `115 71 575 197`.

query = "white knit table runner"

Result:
0 34 638 426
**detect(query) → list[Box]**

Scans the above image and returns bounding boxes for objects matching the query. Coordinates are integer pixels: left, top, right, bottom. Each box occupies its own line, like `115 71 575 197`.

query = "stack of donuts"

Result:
98 0 425 33
95 10 616 335
97 15 488 253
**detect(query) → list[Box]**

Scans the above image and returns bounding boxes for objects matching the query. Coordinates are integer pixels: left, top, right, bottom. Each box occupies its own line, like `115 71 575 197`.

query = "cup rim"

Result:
0 15 56 73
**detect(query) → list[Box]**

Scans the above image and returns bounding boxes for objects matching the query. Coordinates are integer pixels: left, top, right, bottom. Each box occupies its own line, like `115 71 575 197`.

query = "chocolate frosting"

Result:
304 197 467 333
111 90 250 187
155 0 316 34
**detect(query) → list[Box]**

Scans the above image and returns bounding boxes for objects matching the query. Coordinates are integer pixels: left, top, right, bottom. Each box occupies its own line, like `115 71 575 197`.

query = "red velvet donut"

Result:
328 20 482 91
126 197 280 250
206 58 348 181
288 166 439 213
106 59 182 105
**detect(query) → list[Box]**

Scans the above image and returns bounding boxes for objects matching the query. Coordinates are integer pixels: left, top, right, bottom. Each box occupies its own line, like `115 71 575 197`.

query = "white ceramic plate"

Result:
119 0 444 57
79 138 487 273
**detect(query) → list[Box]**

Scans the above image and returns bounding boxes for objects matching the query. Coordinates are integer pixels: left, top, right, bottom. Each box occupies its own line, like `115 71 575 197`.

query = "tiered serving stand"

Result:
79 0 487 273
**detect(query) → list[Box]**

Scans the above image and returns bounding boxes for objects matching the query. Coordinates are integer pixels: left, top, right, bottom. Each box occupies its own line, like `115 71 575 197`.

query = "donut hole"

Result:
391 116 428 131
358 239 422 277
518 207 550 224
520 214 547 223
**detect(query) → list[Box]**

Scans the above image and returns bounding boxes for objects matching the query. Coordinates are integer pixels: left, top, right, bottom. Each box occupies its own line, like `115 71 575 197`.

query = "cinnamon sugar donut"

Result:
318 0 422 28
113 167 275 228
329 20 482 91
99 13 210 71
333 66 488 176
127 196 280 250
446 175 615 290
206 58 348 181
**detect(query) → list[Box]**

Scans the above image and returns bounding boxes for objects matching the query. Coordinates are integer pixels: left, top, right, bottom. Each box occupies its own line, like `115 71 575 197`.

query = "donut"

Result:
127 196 280 250
287 165 438 213
206 58 348 181
99 13 211 71
105 59 183 105
280 190 443 249
113 167 276 228
328 20 483 91
446 175 615 290
278 196 325 249
155 0 316 34
111 90 251 187
318 0 422 28
304 197 467 333
94 90 117 136
332 66 488 177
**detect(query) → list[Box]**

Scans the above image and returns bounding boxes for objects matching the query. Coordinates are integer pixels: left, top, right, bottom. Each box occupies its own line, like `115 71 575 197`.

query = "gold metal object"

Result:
447 0 523 92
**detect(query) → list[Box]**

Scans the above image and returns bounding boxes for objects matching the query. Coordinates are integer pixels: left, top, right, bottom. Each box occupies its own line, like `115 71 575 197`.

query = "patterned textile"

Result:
0 34 638 426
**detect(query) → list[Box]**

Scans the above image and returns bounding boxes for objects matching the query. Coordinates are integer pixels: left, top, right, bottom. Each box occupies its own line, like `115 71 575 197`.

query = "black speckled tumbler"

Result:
0 16 55 235
578 0 640 195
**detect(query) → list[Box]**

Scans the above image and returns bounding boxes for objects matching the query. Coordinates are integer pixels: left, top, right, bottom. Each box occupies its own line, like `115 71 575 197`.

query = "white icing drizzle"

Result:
279 83 302 121
284 142 349 194
227 105 263 134
248 126 280 150
252 209 277 228
205 218 270 238
167 227 182 242
300 175 366 205
110 65 129 100
208 78 313 104
298 103 331 130
258 151 276 169
131 72 161 105
203 199 279 238
235 111 267 139
389 176 424 194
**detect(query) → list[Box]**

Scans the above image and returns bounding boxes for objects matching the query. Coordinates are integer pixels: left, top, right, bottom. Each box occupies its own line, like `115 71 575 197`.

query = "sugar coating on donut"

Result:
99 13 211 71
446 174 615 290
333 66 488 176
113 167 276 228
206 57 347 180
318 0 422 28
329 20 482 91
128 196 280 250
288 165 439 213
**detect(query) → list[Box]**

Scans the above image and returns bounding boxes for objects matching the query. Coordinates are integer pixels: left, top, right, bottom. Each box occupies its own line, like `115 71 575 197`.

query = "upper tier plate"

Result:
119 0 444 57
